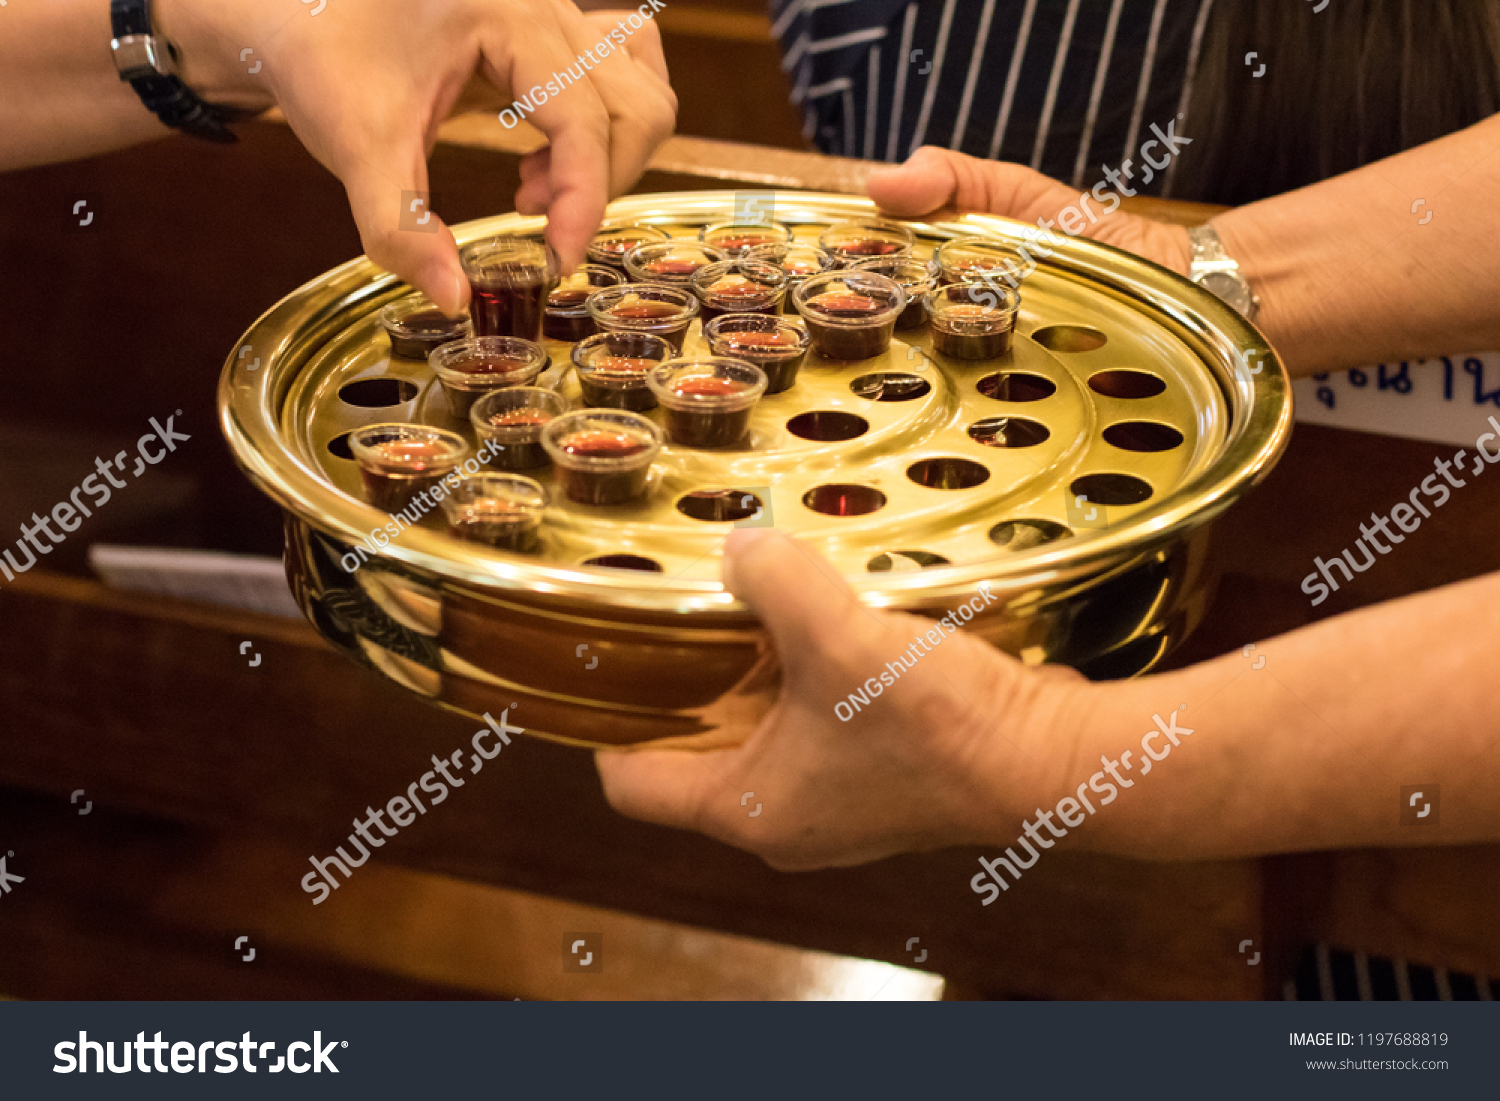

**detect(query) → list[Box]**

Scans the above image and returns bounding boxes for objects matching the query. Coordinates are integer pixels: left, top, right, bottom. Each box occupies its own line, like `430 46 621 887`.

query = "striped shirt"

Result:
772 0 1214 198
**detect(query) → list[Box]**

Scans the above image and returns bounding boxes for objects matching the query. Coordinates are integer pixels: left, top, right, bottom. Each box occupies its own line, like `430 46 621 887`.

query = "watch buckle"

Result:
112 34 176 80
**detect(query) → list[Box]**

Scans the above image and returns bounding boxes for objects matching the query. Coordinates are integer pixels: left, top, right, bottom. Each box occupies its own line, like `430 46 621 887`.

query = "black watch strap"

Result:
110 0 244 143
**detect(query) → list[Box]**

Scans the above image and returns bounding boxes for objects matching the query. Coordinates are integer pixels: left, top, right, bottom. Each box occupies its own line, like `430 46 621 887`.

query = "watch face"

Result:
1199 271 1254 316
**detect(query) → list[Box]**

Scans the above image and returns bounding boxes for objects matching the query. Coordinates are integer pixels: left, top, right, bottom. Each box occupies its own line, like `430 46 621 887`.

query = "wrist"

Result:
964 661 1099 849
1211 206 1312 371
152 0 276 110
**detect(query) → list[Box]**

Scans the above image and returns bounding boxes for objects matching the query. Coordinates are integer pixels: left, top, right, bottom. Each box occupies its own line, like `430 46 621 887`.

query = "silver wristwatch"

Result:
1187 224 1258 320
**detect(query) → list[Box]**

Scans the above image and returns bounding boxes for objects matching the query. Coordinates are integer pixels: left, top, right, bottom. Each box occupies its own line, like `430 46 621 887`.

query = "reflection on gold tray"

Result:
221 192 1290 748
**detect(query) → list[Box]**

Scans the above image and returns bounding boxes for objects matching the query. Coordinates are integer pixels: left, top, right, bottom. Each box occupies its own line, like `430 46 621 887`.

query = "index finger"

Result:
479 26 612 272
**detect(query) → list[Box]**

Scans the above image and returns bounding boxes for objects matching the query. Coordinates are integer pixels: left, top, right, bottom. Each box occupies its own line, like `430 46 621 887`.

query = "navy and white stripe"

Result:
771 0 1211 198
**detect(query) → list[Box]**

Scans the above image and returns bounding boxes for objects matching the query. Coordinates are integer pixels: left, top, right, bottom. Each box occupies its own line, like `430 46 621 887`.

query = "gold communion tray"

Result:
219 191 1291 748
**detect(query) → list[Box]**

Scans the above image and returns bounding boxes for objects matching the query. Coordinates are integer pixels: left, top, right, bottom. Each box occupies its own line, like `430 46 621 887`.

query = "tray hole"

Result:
1103 421 1184 452
326 432 355 460
907 458 990 490
989 519 1073 550
976 372 1056 402
1088 369 1165 399
850 372 932 402
786 410 870 441
583 554 664 572
802 484 887 516
867 550 951 572
339 377 420 408
1069 473 1153 506
968 417 1050 448
676 490 765 523
1031 325 1107 353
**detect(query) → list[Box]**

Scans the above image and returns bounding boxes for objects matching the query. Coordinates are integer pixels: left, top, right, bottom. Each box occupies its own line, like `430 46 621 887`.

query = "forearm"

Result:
0 0 273 172
1058 569 1500 859
1215 113 1500 379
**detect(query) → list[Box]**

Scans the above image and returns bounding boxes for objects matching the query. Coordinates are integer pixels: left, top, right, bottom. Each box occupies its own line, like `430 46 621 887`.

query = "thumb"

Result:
341 155 470 316
867 145 1071 224
721 528 876 692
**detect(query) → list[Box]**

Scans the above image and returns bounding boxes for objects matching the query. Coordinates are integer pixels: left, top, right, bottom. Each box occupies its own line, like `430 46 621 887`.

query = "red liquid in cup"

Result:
610 299 686 319
941 259 1020 287
835 239 904 257
457 354 532 375
714 329 806 393
931 303 1014 359
388 308 467 358
807 293 881 316
674 377 743 397
645 257 709 277
698 274 780 323
489 408 552 426
482 408 554 469
549 289 591 309
469 264 550 340
591 233 660 270
664 378 756 448
711 232 783 251
561 431 651 458
605 296 692 352
579 362 657 412
438 352 539 419
802 291 894 360
554 430 654 505
447 499 539 552
358 439 459 513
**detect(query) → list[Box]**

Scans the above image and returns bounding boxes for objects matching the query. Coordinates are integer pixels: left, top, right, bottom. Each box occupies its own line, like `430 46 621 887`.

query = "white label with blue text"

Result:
1292 352 1500 446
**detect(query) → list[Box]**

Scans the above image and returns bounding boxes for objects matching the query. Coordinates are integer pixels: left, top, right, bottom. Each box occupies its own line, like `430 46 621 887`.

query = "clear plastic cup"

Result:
470 386 570 472
927 280 1021 359
647 357 768 449
703 312 811 395
427 336 549 420
349 423 471 514
585 283 699 354
850 255 940 330
586 223 671 271
542 409 663 506
544 264 623 342
934 236 1028 288
792 270 906 360
459 236 558 341
689 259 789 323
622 241 728 287
818 219 916 264
380 293 471 359
698 220 795 256
747 241 838 277
441 473 547 553
571 330 675 412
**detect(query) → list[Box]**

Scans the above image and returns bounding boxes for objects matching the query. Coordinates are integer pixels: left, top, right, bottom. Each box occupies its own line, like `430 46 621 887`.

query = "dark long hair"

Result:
1175 0 1500 204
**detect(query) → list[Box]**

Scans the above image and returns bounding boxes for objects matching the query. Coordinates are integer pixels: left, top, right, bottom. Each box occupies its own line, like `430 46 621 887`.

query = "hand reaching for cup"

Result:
156 0 677 314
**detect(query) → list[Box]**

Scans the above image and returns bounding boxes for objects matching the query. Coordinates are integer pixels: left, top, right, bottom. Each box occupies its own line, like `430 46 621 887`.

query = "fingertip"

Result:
866 148 954 216
722 526 782 596
418 254 469 317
